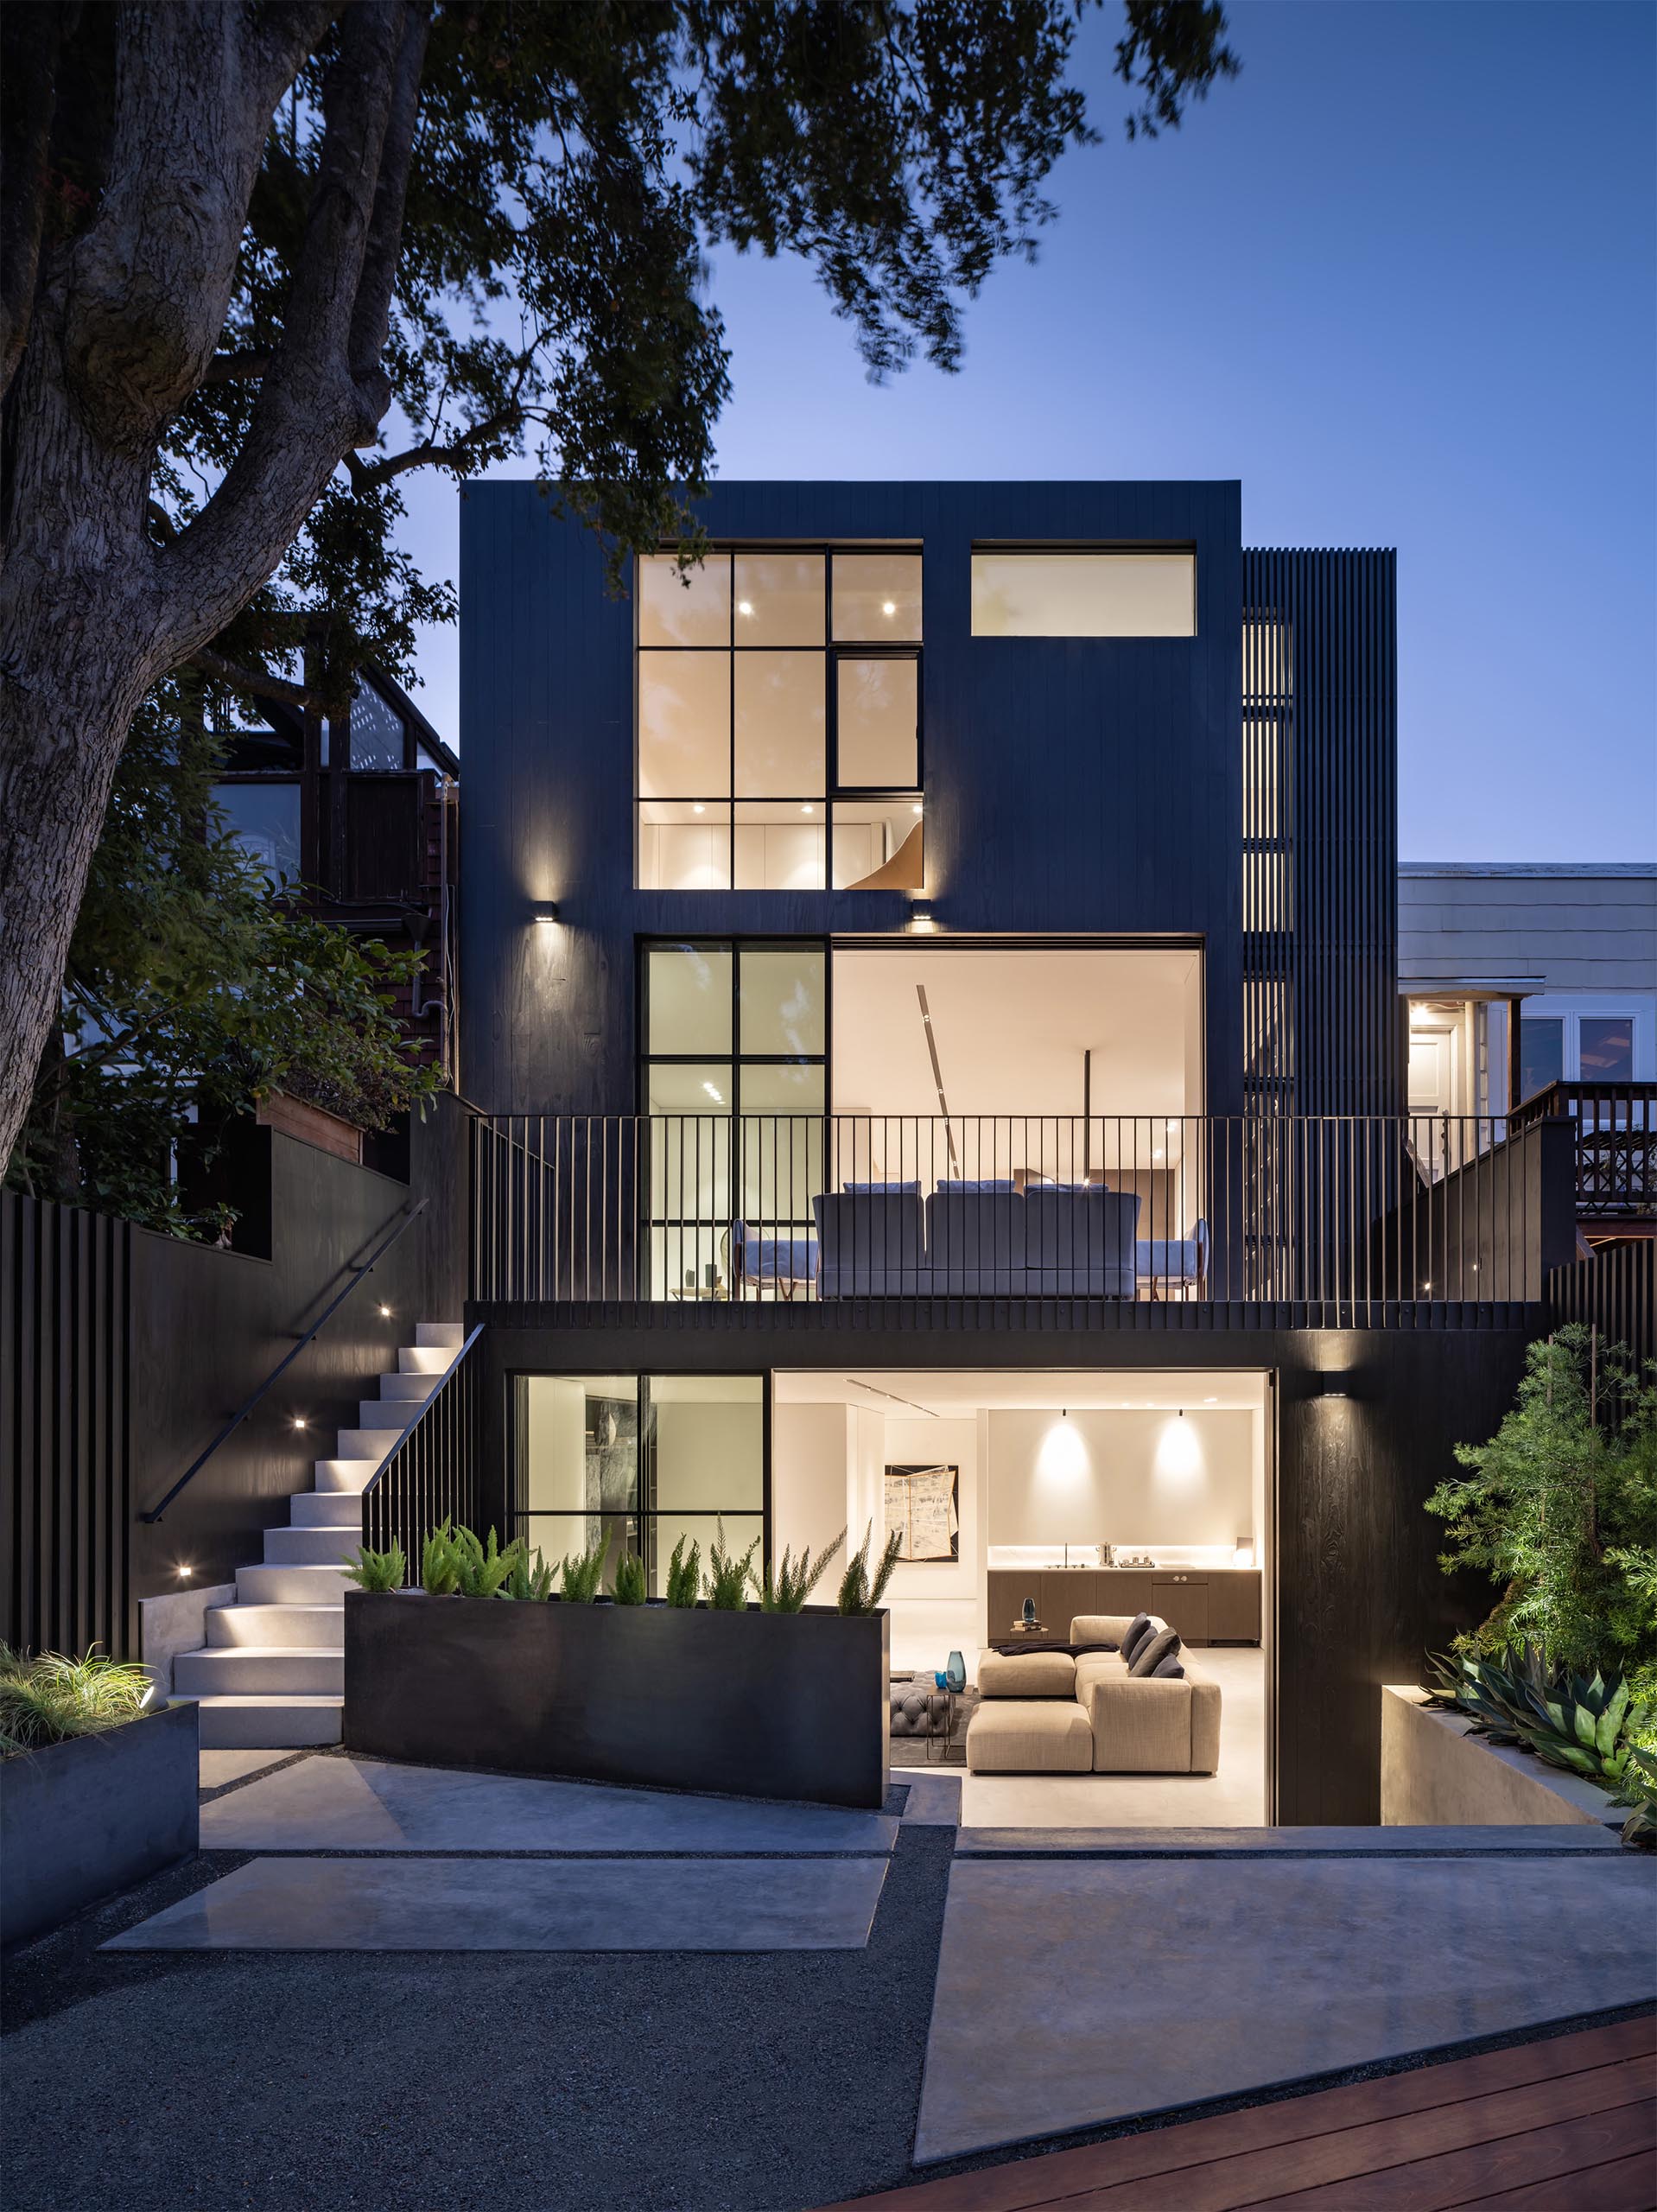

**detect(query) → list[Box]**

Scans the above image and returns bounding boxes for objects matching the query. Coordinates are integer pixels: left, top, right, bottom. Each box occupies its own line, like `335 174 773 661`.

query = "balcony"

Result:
469 1114 1570 1322
1507 1082 1657 1224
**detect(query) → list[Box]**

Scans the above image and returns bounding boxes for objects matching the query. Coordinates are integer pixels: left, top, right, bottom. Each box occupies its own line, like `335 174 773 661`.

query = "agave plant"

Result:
501 1546 556 1603
758 1529 847 1613
341 1541 406 1594
836 1522 904 1617
1425 1643 1645 1785
707 1519 759 1610
664 1534 702 1608
448 1525 524 1600
0 1645 153 1755
558 1529 613 1603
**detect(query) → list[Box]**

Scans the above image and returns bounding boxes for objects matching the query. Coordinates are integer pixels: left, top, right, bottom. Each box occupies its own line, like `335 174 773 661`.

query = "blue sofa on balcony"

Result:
810 1180 1143 1298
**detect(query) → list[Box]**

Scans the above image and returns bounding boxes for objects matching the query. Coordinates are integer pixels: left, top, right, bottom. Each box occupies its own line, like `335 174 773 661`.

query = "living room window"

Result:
970 550 1196 638
637 549 923 889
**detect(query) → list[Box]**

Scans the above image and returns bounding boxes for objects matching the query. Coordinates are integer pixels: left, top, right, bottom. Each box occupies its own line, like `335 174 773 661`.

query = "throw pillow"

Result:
1120 1612 1154 1667
1151 1654 1185 1679
1130 1626 1183 1678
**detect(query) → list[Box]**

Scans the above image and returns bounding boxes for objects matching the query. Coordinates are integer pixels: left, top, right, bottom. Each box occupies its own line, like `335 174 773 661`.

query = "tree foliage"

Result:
1427 1328 1657 1714
6 677 438 1236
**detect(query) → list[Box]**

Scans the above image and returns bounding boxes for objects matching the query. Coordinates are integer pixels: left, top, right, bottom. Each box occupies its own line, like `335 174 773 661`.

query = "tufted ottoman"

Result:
889 1675 950 1738
966 1698 1093 1773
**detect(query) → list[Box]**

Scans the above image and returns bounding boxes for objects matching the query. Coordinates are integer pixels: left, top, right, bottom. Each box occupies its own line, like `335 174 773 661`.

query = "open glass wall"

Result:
517 1373 765 1595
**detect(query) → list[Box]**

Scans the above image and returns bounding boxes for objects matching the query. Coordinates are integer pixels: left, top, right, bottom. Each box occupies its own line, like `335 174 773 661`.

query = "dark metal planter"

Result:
1 1699 199 1948
344 1592 890 1809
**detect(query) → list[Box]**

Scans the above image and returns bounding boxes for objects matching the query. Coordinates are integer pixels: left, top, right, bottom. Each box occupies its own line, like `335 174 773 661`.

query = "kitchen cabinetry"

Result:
985 1567 1261 1648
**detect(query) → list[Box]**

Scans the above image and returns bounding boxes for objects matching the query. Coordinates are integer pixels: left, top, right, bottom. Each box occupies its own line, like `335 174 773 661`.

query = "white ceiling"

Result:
831 945 1202 1117
771 1369 1267 1415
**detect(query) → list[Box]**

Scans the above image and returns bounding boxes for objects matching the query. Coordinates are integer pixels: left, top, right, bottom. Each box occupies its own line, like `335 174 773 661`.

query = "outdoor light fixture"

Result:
1318 1373 1349 1399
531 900 559 924
176 1564 193 1580
378 1303 391 1319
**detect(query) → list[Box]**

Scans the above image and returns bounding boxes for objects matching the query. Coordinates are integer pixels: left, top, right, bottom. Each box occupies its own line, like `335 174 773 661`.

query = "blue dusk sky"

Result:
400 0 1656 864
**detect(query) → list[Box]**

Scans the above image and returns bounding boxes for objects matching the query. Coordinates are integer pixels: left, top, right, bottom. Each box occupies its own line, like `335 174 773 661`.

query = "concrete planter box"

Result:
1381 1687 1620 1828
345 1592 890 1809
1 1700 199 1947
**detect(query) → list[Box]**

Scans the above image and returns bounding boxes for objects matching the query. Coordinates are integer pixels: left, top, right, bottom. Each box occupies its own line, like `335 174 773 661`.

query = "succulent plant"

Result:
1425 1643 1647 1786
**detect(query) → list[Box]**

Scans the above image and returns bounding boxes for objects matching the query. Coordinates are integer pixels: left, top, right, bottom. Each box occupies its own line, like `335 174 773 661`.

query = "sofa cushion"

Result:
977 1649 1076 1700
1130 1626 1183 1677
1120 1612 1156 1667
935 1178 1018 1195
1070 1613 1152 1649
967 1699 1093 1773
1151 1654 1185 1679
843 1179 918 1194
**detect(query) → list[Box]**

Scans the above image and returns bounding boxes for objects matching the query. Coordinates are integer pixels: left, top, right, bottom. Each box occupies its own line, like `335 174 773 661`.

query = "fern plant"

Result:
836 1522 905 1616
449 1525 524 1600
613 1549 648 1605
559 1529 613 1603
664 1534 702 1608
421 1518 460 1596
708 1519 759 1610
502 1546 555 1603
758 1529 846 1612
0 1645 153 1755
341 1541 406 1594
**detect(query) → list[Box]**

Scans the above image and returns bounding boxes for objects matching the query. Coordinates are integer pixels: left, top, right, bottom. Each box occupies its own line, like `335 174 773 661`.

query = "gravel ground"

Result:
0 1827 952 2212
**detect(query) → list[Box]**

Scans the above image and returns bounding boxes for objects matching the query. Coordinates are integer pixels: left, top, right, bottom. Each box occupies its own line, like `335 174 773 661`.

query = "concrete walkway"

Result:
914 1839 1657 2162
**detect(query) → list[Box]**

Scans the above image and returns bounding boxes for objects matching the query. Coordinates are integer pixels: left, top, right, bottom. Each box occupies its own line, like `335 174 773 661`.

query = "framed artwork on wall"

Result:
885 1464 960 1562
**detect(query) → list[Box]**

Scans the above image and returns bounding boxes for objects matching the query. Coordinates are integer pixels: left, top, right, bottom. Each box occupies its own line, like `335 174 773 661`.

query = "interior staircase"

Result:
172 1320 465 1748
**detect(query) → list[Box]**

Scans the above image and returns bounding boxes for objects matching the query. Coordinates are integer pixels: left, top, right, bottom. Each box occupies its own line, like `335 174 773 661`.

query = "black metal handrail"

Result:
140 1198 427 1522
360 1325 486 1566
360 1322 486 1498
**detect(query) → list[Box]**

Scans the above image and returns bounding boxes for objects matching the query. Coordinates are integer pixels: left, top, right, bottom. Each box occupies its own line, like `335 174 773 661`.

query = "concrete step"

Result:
378 1370 438 1402
237 1561 354 1605
180 1694 343 1748
263 1525 362 1567
400 1345 453 1375
335 1427 401 1462
357 1399 420 1432
416 1321 465 1348
175 1646 343 1695
290 1491 363 1529
316 1457 379 1493
208 1604 343 1649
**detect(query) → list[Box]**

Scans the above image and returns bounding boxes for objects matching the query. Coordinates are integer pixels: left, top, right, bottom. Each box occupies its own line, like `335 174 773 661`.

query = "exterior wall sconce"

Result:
293 1415 308 1430
1318 1373 1350 1399
378 1303 392 1319
176 1564 193 1580
531 900 559 924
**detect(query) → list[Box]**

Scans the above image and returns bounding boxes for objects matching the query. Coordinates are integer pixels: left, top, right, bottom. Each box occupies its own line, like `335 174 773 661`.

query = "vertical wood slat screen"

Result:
0 1190 133 1660
1546 1241 1656 1368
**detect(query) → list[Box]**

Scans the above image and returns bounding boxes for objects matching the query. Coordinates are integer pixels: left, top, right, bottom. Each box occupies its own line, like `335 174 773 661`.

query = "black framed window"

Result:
636 547 923 890
516 1372 766 1596
640 939 826 1297
1519 1016 1564 1102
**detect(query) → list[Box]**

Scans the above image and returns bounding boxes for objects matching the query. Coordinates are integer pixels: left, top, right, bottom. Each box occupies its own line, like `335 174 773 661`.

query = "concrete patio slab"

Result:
198 1749 295 1790
955 1823 1625 1854
199 1754 898 1855
105 1853 889 1953
915 1852 1657 2161
899 1773 962 1827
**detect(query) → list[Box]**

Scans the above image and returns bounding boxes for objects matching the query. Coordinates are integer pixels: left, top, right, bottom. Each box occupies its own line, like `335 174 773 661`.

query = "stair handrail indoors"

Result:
139 1198 429 1523
359 1320 487 1495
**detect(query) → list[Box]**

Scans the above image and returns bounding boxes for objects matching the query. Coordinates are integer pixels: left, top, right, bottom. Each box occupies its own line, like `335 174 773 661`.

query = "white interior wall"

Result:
987 1409 1254 1548
770 1400 851 1564
522 1376 586 1513
879 1415 987 1673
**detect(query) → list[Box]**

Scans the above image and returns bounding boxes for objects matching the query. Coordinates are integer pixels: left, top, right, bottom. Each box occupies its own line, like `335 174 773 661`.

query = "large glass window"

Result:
1578 1017 1635 1081
642 940 826 1295
517 1373 765 1596
1519 1016 1564 1102
213 782 302 885
971 550 1196 638
636 549 922 889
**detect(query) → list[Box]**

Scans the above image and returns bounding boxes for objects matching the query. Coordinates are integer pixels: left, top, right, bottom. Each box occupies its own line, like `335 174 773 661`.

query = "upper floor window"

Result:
970 550 1196 638
637 549 923 891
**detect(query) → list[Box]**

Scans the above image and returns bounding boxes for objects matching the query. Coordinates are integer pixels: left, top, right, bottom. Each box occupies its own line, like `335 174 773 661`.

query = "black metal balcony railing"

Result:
470 1114 1561 1314
1508 1082 1657 1218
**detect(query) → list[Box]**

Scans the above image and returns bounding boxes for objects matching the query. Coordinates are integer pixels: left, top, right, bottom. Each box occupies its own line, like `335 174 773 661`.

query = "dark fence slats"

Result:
361 1329 484 1567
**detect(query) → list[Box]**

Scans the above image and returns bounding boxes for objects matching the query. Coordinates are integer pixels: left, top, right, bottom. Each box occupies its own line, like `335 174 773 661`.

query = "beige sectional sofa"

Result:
966 1614 1222 1776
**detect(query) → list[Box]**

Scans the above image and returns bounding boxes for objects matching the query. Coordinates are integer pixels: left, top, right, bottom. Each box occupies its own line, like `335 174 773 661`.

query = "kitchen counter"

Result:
986 1566 1260 1646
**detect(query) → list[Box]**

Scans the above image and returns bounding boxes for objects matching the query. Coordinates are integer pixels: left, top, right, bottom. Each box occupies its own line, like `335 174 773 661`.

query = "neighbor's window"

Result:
1578 1017 1635 1081
213 782 302 885
1519 1016 1564 1101
636 549 922 889
970 550 1196 638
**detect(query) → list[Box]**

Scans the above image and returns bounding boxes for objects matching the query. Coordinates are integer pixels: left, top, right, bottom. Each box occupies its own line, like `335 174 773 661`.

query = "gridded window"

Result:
515 1374 765 1595
642 941 826 1295
637 549 922 889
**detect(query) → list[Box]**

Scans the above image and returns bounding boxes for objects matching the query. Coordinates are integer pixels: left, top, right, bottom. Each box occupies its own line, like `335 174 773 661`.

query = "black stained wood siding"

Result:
470 1306 1534 1826
1243 549 1400 1118
460 480 1247 1115
1 1193 133 1661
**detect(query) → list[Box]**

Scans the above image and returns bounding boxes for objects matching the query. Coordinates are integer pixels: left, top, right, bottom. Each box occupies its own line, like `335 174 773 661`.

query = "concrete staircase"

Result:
172 1321 465 1748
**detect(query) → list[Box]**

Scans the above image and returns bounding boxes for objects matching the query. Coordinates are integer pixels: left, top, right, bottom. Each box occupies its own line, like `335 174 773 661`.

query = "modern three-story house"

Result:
455 480 1578 1826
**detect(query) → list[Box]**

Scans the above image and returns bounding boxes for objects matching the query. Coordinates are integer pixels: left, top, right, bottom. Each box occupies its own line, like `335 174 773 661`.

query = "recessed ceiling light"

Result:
882 600 897 616
801 803 814 814
911 803 923 815
737 600 753 616
692 802 706 815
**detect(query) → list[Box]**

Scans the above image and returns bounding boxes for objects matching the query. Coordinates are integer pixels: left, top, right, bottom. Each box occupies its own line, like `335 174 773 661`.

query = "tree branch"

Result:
352 402 524 487
200 350 276 386
187 645 316 711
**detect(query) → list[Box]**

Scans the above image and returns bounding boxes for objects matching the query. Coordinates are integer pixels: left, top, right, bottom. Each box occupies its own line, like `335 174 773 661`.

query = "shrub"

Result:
664 1535 702 1608
613 1550 647 1605
758 1530 846 1612
707 1520 759 1610
837 1522 904 1616
341 1541 406 1594
559 1530 612 1603
0 1645 153 1756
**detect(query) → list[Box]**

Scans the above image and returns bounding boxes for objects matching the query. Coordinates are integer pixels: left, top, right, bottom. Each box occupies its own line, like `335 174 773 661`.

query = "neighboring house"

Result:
1400 863 1656 1247
213 662 460 1079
